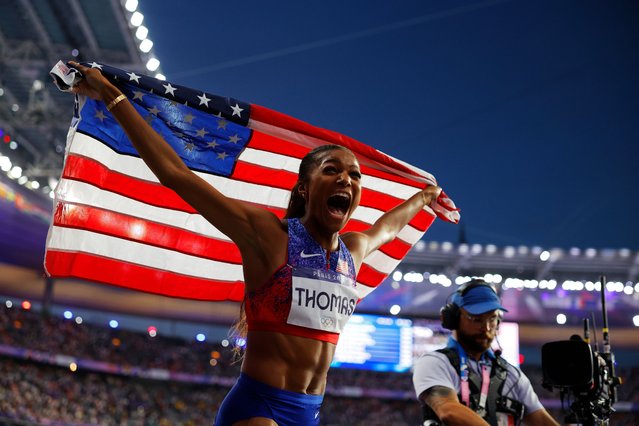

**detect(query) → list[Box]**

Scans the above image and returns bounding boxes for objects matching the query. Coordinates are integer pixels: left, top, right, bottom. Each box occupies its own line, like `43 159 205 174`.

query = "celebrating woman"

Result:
68 61 441 426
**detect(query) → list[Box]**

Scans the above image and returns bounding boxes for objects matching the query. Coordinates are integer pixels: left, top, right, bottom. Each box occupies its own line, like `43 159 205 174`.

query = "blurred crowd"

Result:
1 305 637 425
0 358 422 426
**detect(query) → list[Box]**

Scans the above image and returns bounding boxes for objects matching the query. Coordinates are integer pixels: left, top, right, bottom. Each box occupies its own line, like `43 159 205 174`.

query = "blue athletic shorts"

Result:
214 373 324 426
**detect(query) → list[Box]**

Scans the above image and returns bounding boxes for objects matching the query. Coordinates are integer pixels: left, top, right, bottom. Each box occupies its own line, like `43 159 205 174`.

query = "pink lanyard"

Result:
460 356 493 417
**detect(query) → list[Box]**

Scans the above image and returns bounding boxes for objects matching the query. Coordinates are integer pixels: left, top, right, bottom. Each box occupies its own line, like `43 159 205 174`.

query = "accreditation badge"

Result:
496 413 515 426
287 267 358 333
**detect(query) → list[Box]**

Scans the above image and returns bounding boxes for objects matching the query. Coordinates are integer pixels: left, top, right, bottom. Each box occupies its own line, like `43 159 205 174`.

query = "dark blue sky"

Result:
141 0 639 249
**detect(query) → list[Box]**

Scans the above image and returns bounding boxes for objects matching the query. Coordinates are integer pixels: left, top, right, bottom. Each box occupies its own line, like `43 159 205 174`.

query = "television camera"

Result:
541 276 622 425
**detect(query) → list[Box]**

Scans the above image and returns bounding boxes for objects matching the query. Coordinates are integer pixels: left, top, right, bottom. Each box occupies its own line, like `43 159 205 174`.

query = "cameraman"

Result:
412 279 558 426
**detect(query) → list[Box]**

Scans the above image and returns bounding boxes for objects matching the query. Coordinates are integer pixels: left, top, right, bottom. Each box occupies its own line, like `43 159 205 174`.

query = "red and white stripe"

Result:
45 103 456 301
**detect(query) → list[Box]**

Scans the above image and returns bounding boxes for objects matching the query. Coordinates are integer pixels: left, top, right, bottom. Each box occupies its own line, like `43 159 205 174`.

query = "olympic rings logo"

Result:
320 316 336 328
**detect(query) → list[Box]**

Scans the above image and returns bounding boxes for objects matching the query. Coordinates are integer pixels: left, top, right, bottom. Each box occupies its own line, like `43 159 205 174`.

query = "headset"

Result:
440 279 501 330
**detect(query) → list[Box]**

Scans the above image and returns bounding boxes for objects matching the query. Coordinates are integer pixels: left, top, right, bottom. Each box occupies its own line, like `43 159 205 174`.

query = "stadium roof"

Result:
0 0 157 194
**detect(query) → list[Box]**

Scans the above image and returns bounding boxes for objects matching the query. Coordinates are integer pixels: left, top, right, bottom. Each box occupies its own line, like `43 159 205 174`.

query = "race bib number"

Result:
287 267 358 333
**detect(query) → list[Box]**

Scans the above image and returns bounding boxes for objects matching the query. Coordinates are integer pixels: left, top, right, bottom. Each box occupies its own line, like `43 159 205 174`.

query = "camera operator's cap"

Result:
454 285 508 315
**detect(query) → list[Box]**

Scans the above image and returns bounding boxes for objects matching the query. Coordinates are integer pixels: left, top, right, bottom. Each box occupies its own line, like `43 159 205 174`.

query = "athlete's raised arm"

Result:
342 185 441 270
68 62 285 279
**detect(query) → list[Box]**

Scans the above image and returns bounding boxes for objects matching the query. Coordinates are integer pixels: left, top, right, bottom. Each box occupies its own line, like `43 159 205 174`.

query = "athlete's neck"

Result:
299 217 339 252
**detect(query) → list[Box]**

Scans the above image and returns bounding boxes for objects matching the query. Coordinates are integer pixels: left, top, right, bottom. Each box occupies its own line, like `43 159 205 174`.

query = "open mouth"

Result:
327 193 351 217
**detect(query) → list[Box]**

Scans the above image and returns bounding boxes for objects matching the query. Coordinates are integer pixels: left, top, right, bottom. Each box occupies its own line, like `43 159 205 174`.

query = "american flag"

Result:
44 62 459 302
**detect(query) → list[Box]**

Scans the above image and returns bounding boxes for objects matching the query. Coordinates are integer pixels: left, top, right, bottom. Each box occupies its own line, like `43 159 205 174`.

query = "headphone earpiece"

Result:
440 302 460 330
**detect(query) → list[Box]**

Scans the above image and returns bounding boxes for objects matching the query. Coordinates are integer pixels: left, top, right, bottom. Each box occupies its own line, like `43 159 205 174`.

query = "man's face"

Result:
456 308 500 354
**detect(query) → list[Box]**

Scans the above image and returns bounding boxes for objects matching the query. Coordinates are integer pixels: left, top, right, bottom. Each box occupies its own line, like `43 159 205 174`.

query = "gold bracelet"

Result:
106 94 127 112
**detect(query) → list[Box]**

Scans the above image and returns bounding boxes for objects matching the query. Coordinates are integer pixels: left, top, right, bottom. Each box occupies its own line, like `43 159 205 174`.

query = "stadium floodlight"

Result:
455 276 468 285
540 250 550 261
130 11 144 27
556 313 567 325
389 304 401 315
32 80 44 91
135 25 148 40
633 315 639 327
17 176 28 185
8 166 22 179
404 272 423 283
29 180 40 189
48 176 59 189
0 156 11 172
146 57 160 71
139 38 153 53
9 141 17 150
504 246 515 258
125 0 138 12
391 271 402 281
154 73 166 81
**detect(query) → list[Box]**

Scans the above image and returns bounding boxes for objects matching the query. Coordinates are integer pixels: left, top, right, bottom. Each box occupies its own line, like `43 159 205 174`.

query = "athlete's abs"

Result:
241 330 335 395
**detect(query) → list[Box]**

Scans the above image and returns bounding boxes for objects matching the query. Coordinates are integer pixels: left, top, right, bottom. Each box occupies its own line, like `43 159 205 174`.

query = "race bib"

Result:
287 267 358 333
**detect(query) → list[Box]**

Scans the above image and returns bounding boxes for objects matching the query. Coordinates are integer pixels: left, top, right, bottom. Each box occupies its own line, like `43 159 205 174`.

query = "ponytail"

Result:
285 182 306 219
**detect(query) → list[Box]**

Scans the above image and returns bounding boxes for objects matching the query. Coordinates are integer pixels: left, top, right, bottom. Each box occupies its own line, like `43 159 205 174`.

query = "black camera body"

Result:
541 336 620 425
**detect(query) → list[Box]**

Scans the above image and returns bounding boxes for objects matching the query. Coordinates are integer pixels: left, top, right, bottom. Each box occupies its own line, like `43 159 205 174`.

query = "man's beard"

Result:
457 328 493 354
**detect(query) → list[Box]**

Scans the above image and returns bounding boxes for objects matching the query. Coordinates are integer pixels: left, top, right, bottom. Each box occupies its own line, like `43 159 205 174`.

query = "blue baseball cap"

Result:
453 285 508 315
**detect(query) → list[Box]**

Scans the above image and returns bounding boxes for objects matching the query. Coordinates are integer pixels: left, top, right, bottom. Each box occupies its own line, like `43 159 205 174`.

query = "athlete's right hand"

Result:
68 61 117 102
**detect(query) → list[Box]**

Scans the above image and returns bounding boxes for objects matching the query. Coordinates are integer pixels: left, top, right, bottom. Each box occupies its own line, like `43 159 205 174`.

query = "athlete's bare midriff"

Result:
240 330 335 395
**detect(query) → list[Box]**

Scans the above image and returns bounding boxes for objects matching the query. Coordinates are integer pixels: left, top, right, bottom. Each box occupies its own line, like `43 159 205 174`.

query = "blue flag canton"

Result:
77 62 252 178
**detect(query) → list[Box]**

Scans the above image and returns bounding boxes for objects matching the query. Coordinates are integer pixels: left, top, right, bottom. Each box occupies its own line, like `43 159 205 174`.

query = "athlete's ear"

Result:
298 182 308 200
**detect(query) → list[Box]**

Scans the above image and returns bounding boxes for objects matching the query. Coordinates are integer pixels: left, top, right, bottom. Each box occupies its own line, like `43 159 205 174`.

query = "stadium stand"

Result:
2 305 638 425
